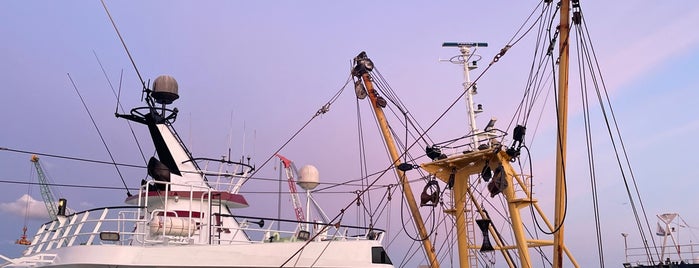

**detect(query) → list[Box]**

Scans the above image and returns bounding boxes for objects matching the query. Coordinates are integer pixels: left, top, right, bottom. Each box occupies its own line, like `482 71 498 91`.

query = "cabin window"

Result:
371 246 392 264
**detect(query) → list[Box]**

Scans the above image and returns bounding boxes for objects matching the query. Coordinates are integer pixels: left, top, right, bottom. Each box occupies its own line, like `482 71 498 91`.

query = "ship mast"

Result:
441 42 490 268
442 42 488 149
553 0 571 267
352 52 440 268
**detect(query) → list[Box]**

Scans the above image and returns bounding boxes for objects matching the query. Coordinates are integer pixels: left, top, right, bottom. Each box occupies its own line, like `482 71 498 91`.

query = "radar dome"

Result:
152 75 179 104
297 165 320 191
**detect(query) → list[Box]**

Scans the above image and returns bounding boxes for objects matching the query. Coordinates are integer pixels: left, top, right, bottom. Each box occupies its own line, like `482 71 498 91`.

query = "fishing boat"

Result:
0 75 393 267
1 1 694 268
338 1 698 268
622 213 699 267
342 1 581 265
0 77 394 268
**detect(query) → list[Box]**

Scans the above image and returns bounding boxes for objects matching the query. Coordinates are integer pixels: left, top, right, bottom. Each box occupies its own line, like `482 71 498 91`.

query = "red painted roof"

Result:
124 191 248 208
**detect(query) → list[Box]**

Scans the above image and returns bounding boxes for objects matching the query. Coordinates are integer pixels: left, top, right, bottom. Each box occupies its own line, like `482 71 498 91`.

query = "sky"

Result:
1 1 699 267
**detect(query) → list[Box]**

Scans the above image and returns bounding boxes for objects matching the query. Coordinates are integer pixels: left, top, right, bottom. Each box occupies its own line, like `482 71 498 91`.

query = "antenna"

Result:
442 41 488 149
227 110 234 162
100 0 147 91
93 50 148 165
116 69 123 114
67 73 131 196
442 42 488 48
241 121 246 161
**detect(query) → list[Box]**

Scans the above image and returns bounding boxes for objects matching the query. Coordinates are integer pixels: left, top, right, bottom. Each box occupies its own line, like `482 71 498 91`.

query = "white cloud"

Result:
636 118 699 151
606 6 699 92
0 195 50 221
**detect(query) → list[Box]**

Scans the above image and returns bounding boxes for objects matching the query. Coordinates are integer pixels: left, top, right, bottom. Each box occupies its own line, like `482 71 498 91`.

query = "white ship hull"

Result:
5 240 391 268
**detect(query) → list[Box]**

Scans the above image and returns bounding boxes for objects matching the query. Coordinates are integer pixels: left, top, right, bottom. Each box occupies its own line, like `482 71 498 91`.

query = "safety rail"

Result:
183 157 254 194
624 244 699 267
0 253 57 267
429 128 508 157
24 206 146 256
21 179 385 257
215 214 386 245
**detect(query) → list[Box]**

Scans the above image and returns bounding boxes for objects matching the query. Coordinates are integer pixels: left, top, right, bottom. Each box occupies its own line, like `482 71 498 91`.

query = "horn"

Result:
251 219 265 228
476 219 494 252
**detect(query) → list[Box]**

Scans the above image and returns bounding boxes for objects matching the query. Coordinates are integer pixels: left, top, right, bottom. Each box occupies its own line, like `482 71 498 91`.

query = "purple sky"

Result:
1 1 699 267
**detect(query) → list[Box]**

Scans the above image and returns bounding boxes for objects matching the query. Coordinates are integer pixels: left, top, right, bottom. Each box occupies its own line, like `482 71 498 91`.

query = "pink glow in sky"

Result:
1 1 699 267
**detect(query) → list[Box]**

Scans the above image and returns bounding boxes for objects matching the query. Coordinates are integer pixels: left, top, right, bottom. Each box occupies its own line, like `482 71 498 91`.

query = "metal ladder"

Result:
465 177 478 268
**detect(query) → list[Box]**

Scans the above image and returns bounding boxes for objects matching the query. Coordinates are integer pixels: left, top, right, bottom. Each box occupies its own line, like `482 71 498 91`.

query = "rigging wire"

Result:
509 1 559 131
398 240 422 268
0 156 406 198
367 185 396 229
372 67 435 147
21 164 34 238
242 75 352 188
0 179 138 191
353 82 373 228
520 1 573 236
67 73 131 196
575 4 659 262
396 175 437 243
576 30 605 266
93 50 148 166
349 3 553 261
0 147 145 169
282 2 559 265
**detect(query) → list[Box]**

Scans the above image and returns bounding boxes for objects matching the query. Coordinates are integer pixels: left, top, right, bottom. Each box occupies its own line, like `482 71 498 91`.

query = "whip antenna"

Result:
100 0 146 91
67 73 132 197
93 50 148 165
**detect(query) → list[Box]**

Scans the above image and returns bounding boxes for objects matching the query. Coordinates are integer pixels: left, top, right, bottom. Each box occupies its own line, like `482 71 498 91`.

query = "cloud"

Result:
636 118 699 151
606 6 699 93
0 195 50 221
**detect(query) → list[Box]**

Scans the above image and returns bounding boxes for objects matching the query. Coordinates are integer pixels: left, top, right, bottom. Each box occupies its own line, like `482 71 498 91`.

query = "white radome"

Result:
297 165 320 191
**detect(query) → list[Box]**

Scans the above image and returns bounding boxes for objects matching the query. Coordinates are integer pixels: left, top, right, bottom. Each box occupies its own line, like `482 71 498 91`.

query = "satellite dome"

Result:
297 165 320 191
152 75 179 104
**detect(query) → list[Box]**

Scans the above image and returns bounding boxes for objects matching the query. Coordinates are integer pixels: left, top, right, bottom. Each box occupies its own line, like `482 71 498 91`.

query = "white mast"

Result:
443 42 488 149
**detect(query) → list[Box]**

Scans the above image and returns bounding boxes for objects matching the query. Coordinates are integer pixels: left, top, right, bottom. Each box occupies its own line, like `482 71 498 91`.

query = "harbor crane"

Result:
275 154 305 222
30 155 60 221
16 155 61 245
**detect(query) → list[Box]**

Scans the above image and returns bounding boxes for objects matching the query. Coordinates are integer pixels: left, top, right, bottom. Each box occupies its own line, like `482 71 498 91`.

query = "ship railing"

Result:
181 157 255 194
430 128 507 157
624 243 699 266
23 206 147 256
137 180 222 245
0 253 57 268
213 214 386 245
137 180 386 246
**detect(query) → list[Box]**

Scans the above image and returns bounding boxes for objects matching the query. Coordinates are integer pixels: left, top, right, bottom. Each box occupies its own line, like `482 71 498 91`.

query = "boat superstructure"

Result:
0 75 393 268
352 43 578 267
348 1 580 267
623 213 699 267
347 1 698 267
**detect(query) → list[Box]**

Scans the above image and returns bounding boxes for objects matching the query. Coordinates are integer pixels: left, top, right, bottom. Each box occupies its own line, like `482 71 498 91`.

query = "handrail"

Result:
227 214 387 234
23 181 383 256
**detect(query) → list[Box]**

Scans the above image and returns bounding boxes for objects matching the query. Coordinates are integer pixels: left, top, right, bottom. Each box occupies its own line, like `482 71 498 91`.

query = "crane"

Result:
16 155 59 245
275 154 305 222
30 155 59 221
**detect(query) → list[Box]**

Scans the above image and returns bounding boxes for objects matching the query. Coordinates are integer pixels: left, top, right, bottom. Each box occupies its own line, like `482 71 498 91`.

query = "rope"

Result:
242 75 353 188
0 147 145 169
573 4 658 263
576 30 605 266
